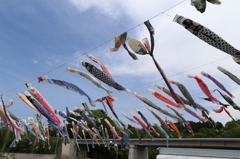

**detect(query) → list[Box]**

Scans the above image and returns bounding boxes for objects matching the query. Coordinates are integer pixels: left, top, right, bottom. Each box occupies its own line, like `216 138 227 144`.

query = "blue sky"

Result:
1 0 240 128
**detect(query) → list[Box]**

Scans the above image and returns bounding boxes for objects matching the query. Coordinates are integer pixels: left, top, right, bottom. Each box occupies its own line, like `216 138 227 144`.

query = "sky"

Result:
1 0 240 129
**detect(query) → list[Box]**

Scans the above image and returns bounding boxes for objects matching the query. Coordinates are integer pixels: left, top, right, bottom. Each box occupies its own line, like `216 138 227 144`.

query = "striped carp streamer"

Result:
80 61 130 93
146 107 174 134
201 71 234 98
110 32 138 60
24 91 58 126
131 113 154 140
212 89 240 111
70 122 80 150
174 14 240 64
169 80 199 110
66 67 112 96
166 105 195 135
75 108 99 130
134 108 151 129
19 119 33 145
0 97 23 142
169 80 210 114
191 0 221 13
134 108 160 136
87 54 113 78
82 103 101 123
1 99 18 122
38 75 96 106
201 110 218 131
195 102 210 114
152 121 169 138
26 83 64 128
134 92 183 123
122 113 140 125
28 117 40 149
217 66 240 85
0 96 14 129
199 96 229 108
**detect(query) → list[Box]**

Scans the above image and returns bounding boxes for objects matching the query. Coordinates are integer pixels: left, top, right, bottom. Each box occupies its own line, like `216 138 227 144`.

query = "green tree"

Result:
222 127 240 138
224 120 240 130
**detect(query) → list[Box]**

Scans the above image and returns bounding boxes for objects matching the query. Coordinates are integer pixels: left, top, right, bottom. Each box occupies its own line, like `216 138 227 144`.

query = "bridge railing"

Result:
77 138 240 149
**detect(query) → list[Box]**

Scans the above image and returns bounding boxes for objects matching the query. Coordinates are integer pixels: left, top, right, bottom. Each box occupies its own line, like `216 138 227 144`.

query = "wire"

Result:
3 0 238 121
2 0 188 95
122 56 231 90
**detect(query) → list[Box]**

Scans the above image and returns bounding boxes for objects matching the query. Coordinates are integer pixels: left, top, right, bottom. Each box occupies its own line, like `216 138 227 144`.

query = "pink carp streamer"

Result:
134 108 159 136
188 75 219 104
26 83 63 127
131 113 151 132
213 106 239 126
28 117 39 149
95 96 119 121
0 102 23 142
131 113 154 140
87 54 112 79
104 119 122 139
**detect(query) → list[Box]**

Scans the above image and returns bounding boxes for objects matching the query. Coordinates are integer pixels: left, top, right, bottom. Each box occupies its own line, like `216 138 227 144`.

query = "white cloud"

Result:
3 0 240 130
68 0 240 75
68 0 183 22
29 0 240 125
46 61 52 65
68 0 123 18
31 58 38 64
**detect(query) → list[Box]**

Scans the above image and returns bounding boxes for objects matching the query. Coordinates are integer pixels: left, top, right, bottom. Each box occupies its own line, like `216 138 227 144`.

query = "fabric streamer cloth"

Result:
38 75 96 106
201 71 234 98
217 66 240 85
174 14 240 64
110 32 138 60
80 61 130 93
191 0 221 13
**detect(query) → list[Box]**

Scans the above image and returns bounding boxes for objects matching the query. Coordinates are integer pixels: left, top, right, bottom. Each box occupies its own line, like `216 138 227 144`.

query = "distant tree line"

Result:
0 109 240 159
